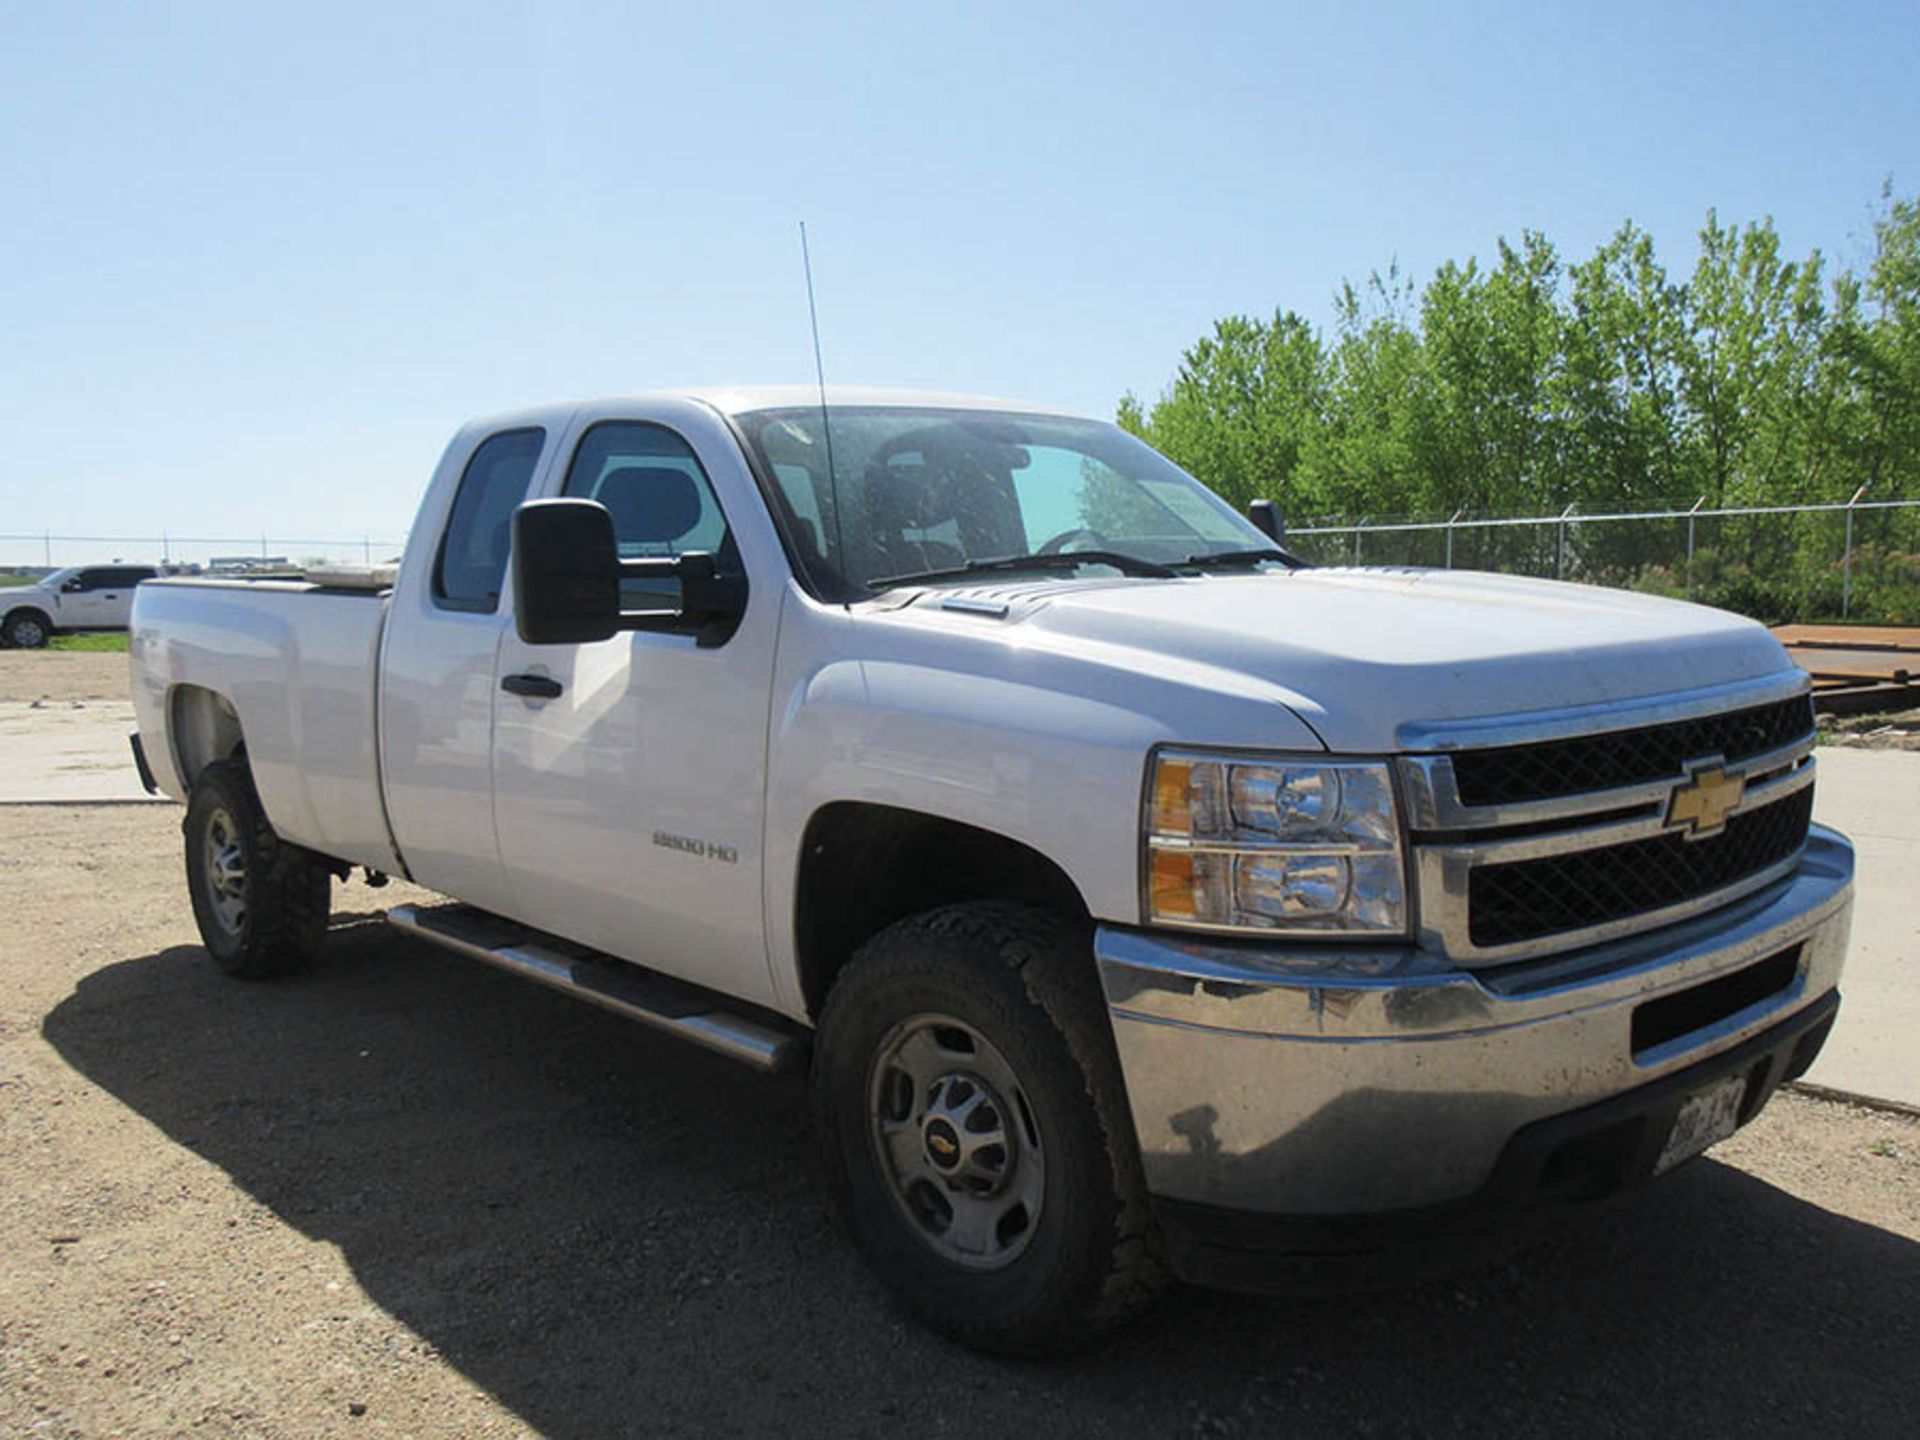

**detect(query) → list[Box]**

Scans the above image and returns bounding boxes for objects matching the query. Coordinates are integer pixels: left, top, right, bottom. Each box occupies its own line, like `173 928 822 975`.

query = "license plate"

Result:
1656 1074 1748 1174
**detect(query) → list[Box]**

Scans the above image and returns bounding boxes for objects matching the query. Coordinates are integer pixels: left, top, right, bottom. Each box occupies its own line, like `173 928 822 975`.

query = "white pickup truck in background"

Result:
129 388 1854 1353
3 564 158 647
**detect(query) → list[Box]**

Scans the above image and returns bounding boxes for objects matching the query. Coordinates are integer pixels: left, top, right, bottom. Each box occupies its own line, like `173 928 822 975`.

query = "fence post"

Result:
1352 523 1363 566
1842 481 1871 619
1556 504 1576 580
1685 496 1704 601
43 531 51 567
1445 508 1463 569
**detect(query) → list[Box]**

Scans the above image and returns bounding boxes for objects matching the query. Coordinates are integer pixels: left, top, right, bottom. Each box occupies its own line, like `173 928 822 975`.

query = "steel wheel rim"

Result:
12 617 45 646
202 806 247 935
866 1012 1045 1270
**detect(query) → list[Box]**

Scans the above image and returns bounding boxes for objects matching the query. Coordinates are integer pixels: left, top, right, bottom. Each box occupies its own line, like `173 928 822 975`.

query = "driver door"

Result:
58 569 113 628
490 403 781 1009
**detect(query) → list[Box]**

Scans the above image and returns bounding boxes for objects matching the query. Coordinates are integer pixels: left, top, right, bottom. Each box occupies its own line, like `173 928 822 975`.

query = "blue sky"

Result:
1 0 1915 560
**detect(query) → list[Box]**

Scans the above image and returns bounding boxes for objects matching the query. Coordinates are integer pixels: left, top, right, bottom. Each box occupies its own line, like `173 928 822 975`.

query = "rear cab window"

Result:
434 428 547 613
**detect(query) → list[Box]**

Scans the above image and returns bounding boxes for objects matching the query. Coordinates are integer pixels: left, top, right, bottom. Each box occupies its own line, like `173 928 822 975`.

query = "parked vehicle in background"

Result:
0 564 159 647
128 389 1854 1354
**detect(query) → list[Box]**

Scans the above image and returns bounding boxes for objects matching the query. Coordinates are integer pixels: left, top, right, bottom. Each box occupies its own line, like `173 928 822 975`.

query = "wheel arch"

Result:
2 604 55 638
169 683 247 790
793 800 1091 1022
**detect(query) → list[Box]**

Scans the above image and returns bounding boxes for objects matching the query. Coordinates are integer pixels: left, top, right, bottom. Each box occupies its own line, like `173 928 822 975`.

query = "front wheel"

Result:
813 904 1165 1355
184 759 331 978
3 610 51 648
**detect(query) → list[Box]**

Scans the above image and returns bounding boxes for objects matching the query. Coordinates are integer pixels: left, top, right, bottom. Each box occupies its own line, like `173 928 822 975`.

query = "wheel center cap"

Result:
923 1117 962 1170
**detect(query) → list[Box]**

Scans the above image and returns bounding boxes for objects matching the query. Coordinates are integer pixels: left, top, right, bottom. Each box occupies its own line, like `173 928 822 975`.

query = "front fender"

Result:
760 592 1325 1015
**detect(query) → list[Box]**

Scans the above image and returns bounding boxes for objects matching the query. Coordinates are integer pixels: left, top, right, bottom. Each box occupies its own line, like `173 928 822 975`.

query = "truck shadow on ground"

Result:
43 919 1920 1439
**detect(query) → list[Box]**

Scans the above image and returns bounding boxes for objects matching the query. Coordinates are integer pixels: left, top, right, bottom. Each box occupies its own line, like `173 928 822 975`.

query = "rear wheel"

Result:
3 610 51 648
813 904 1165 1355
184 758 331 978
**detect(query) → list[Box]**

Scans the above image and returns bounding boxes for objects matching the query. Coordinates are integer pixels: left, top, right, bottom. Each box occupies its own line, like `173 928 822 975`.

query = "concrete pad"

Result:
0 701 167 803
1806 747 1920 1108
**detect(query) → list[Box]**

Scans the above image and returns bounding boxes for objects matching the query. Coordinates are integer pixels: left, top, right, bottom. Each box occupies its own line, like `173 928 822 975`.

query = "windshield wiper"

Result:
1179 547 1301 570
869 550 1176 591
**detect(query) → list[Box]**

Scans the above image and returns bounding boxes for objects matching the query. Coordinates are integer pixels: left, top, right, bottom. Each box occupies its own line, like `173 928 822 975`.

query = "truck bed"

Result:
130 577 399 874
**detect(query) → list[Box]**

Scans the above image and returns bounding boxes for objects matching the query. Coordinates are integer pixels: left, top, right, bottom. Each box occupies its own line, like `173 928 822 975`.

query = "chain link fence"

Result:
0 533 408 573
1286 497 1920 626
6 500 1919 626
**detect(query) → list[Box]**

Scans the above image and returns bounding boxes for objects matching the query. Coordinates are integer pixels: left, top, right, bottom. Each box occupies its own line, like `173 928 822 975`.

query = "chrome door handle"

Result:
501 673 563 699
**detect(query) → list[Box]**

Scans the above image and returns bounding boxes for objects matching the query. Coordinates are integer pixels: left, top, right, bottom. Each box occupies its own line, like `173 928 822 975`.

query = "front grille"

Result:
1450 694 1815 807
1468 786 1815 948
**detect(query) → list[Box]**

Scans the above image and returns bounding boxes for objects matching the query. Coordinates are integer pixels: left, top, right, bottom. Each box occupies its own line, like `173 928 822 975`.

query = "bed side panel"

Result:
131 579 397 872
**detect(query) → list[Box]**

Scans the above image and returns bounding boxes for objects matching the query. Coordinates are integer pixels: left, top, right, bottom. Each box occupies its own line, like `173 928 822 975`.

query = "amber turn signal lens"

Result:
1152 758 1194 836
1149 848 1196 919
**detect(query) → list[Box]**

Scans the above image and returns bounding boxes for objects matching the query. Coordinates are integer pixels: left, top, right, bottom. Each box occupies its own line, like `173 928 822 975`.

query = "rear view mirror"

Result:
513 499 621 645
512 498 750 647
1248 499 1286 545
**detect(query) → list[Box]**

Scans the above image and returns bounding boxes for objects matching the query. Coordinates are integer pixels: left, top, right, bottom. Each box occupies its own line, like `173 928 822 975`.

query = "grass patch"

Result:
48 632 130 653
0 574 39 587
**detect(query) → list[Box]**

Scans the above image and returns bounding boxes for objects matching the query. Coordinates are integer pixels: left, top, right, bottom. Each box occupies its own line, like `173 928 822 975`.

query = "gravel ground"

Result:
0 651 130 704
1822 707 1920 752
1 805 1916 1438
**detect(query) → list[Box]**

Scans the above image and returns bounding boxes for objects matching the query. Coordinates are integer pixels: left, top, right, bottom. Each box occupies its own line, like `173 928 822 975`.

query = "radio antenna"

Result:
799 221 847 581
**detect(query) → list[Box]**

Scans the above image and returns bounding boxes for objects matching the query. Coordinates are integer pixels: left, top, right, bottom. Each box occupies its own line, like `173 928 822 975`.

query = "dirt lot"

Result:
0 650 129 704
1823 706 1920 752
0 806 1914 1438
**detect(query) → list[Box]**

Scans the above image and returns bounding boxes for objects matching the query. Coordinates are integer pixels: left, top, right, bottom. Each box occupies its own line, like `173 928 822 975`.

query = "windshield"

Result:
736 406 1274 596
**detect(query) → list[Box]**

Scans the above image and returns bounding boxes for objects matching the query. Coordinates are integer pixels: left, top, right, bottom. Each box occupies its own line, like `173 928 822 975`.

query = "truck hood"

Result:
923 568 1797 752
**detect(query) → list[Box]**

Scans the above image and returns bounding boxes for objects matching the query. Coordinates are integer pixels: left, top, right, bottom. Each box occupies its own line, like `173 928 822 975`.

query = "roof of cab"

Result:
456 387 1095 440
678 385 1087 419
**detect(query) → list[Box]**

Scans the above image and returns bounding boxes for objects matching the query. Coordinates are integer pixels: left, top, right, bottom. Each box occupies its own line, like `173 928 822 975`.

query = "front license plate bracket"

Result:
1655 1073 1749 1174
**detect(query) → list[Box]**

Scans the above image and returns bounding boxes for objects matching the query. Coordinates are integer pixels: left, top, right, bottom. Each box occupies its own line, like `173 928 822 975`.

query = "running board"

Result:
386 902 807 1073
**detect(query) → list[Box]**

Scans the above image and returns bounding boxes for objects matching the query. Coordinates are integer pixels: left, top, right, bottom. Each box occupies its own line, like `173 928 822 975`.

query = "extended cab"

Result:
130 389 1853 1353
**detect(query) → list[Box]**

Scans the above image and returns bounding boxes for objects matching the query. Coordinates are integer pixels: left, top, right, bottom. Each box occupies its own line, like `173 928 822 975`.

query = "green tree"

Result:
1120 311 1328 512
1118 187 1920 620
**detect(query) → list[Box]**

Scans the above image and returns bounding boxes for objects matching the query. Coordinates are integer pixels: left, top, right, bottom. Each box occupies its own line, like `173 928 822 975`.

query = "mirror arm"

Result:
608 551 745 646
614 606 688 630
615 556 684 582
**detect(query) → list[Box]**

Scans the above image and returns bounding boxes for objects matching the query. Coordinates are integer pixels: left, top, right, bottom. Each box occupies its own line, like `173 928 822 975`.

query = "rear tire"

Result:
184 758 331 978
3 610 51 648
813 903 1165 1355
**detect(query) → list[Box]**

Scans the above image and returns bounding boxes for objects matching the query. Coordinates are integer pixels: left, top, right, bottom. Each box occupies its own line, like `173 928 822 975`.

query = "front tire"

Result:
813 904 1165 1355
184 758 331 978
3 610 51 648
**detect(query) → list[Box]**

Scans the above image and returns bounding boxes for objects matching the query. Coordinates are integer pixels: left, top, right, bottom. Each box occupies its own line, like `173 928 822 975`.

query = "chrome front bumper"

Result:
1098 825 1854 1220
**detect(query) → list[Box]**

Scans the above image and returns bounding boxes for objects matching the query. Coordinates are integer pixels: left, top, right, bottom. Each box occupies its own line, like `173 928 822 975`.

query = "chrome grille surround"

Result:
1397 671 1818 966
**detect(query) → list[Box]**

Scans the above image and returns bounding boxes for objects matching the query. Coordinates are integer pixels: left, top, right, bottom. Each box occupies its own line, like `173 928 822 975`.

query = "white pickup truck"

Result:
4 564 158 647
129 388 1854 1354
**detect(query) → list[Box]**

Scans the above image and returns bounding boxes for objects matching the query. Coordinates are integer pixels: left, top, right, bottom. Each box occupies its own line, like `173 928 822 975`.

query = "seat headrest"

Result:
594 465 704 545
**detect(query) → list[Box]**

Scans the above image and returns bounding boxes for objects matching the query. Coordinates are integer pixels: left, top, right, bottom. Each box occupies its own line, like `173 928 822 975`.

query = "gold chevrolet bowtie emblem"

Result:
1666 762 1746 839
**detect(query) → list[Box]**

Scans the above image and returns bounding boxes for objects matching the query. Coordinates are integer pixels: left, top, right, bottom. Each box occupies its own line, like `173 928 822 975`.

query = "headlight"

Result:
1144 752 1407 936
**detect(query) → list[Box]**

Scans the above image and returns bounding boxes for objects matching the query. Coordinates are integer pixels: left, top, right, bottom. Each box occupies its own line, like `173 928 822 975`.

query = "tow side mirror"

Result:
513 499 621 645
1248 499 1285 545
511 497 750 647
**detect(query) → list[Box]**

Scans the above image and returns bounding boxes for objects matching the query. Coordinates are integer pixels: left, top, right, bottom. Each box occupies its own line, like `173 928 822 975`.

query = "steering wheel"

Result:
1035 526 1113 555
